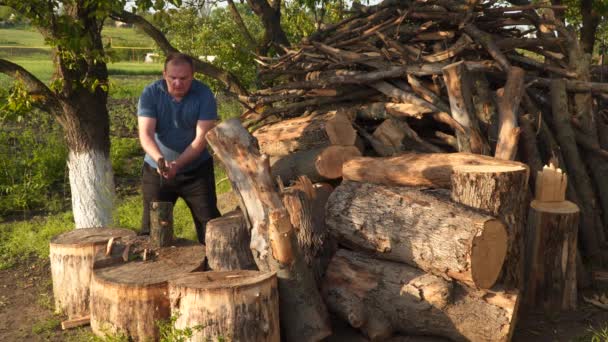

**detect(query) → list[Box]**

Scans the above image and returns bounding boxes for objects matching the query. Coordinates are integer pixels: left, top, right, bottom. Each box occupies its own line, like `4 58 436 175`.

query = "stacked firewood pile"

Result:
241 0 608 269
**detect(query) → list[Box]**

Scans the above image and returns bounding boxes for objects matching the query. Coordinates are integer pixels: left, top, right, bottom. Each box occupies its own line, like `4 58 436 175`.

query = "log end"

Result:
317 145 362 179
530 200 580 214
471 219 508 289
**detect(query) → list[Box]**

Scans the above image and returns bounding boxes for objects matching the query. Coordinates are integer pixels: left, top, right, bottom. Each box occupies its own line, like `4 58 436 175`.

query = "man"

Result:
137 52 221 244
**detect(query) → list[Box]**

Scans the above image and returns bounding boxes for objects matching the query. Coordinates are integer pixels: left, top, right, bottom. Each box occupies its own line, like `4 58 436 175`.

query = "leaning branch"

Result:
111 10 249 97
0 58 62 114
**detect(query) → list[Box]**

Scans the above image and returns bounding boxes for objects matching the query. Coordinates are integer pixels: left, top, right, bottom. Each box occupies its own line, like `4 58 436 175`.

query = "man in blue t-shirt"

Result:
137 52 220 243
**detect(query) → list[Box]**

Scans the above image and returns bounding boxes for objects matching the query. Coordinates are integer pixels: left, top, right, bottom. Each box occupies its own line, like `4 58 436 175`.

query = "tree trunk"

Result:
271 145 361 185
168 271 280 342
450 164 529 290
442 61 490 154
327 181 507 289
322 249 519 342
150 201 173 248
525 200 580 311
253 110 356 156
342 152 526 188
207 119 331 342
90 243 205 341
205 210 257 271
50 228 135 319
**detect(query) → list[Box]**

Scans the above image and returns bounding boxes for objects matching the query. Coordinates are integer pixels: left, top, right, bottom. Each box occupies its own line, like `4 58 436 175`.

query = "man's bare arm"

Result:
138 116 165 167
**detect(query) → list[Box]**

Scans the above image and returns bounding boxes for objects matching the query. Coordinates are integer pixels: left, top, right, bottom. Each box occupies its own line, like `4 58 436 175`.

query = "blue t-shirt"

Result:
138 79 218 173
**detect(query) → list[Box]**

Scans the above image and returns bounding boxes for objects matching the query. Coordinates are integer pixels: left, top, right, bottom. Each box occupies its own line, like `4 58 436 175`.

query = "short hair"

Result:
164 52 194 72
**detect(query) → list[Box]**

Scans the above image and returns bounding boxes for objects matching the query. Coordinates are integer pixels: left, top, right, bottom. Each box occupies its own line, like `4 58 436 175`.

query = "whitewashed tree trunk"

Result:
68 149 115 228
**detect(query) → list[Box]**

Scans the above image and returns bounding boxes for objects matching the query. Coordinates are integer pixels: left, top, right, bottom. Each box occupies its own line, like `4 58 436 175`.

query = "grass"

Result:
0 26 154 48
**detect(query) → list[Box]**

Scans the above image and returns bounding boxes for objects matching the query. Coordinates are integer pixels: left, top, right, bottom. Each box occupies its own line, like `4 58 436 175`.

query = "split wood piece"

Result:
322 250 519 342
494 67 525 160
61 316 90 330
373 118 443 154
550 79 602 261
253 110 356 156
450 164 529 290
470 72 499 146
270 145 361 185
342 152 527 189
326 181 508 289
150 201 173 248
168 271 280 342
49 228 135 319
525 200 580 311
442 61 490 155
90 242 205 341
282 177 336 286
206 118 331 342
205 210 257 271
535 164 568 202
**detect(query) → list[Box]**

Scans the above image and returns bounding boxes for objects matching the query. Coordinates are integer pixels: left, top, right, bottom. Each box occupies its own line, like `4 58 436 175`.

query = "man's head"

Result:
163 53 195 100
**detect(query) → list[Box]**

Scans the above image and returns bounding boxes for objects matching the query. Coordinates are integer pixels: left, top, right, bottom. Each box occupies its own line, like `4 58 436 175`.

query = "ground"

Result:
0 191 607 341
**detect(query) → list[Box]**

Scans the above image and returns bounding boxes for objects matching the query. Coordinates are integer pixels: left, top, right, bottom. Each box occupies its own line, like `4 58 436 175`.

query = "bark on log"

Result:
322 249 519 342
327 181 508 289
49 228 135 319
205 210 257 271
442 61 490 154
450 164 529 289
281 177 336 286
90 242 205 341
342 152 527 188
550 79 601 262
207 118 331 341
150 201 173 248
168 271 280 342
470 72 498 145
253 110 356 156
271 145 361 184
372 119 443 154
494 67 525 160
525 200 579 311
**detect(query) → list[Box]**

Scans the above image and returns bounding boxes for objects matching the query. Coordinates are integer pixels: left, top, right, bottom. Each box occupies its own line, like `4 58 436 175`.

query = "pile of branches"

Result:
241 0 608 267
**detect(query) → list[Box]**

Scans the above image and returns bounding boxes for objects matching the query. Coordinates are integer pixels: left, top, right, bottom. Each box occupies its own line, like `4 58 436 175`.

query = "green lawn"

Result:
0 26 154 48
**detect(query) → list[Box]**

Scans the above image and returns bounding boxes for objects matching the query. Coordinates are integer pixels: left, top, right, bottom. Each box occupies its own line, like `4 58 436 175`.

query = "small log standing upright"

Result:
450 164 529 289
50 228 135 320
90 242 205 341
525 164 580 311
169 270 280 342
205 210 257 271
150 201 173 248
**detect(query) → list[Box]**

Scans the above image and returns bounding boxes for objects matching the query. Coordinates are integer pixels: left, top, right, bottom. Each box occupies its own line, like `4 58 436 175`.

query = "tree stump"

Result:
322 249 519 342
450 164 529 289
150 201 173 248
205 210 257 271
326 181 507 289
526 200 580 311
90 242 205 341
49 228 135 319
168 270 280 342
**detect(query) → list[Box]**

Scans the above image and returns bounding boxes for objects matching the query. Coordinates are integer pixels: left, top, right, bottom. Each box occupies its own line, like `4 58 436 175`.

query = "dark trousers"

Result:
141 157 221 244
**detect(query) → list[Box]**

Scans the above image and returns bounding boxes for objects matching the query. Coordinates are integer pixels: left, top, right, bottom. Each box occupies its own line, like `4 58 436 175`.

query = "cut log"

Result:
90 242 205 341
281 177 336 286
253 110 356 156
49 228 135 319
342 152 527 188
205 210 257 271
326 181 507 289
450 164 529 289
150 201 173 248
168 271 280 342
322 249 519 342
525 200 580 311
207 118 331 341
442 61 490 154
271 145 361 185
